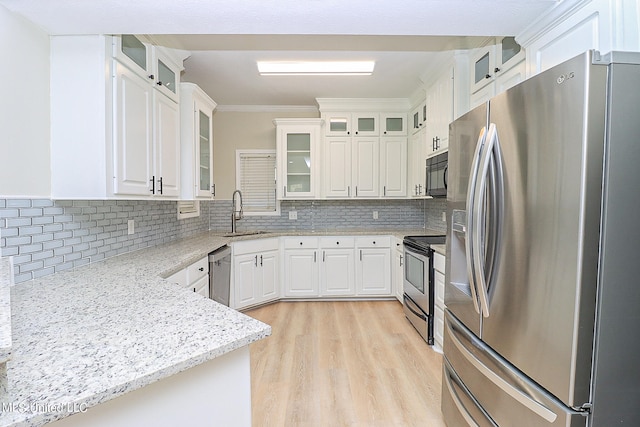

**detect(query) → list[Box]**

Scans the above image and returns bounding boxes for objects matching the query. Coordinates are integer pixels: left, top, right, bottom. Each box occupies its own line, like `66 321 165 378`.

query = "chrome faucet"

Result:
231 190 243 233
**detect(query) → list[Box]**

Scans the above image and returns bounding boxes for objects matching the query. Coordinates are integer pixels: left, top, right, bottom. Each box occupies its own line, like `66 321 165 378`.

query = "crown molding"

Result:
518 0 591 47
316 98 411 112
215 104 319 113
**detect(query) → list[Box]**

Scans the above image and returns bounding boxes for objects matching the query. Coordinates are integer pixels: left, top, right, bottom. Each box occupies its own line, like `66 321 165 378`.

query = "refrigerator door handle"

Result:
446 313 558 423
465 127 487 315
471 123 503 318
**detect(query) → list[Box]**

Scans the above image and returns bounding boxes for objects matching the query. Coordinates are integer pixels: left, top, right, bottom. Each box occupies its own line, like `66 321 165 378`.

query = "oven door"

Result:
403 245 431 314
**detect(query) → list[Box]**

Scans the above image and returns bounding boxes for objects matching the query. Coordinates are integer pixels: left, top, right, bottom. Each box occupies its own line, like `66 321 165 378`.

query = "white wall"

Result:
212 109 317 199
0 5 50 197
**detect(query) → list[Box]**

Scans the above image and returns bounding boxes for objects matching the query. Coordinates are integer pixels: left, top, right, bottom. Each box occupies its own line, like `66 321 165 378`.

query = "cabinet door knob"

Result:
198 267 204 271
373 241 376 245
336 241 339 245
148 74 154 80
494 67 501 73
300 242 303 245
157 81 163 86
485 74 492 79
384 131 387 134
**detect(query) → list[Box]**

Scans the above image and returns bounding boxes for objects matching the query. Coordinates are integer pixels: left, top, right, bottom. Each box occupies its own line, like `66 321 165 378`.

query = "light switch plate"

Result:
373 211 378 220
289 211 297 220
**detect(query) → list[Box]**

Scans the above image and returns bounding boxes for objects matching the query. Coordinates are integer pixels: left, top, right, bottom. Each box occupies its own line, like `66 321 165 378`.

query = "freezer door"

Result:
445 102 488 337
442 311 587 427
479 51 607 407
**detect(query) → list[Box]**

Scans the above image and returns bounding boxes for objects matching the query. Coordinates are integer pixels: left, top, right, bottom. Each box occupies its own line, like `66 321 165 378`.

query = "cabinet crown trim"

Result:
316 98 410 112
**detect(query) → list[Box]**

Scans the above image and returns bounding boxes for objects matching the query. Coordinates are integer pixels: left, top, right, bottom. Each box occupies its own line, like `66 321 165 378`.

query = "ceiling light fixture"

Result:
257 61 375 76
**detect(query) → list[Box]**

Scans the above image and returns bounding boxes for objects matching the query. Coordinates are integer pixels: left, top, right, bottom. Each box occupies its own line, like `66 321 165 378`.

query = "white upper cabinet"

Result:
410 101 427 134
380 137 407 197
469 37 525 108
274 118 323 199
380 113 408 136
180 83 217 199
352 113 379 136
426 66 454 158
324 112 352 136
114 34 180 103
318 98 409 199
50 35 186 199
352 137 380 198
324 136 352 198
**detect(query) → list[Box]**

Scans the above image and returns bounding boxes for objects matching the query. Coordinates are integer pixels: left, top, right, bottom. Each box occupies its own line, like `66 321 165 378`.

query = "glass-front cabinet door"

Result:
274 119 323 199
197 109 212 197
285 133 312 195
471 45 495 93
179 82 217 200
380 113 407 136
324 113 351 136
352 113 379 136
115 34 151 76
154 50 180 102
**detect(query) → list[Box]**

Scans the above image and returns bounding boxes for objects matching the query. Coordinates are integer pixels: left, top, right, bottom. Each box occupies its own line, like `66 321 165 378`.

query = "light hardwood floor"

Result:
245 300 447 427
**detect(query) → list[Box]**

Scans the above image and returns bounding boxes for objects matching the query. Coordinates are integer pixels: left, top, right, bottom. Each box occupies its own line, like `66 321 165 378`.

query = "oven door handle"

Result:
403 294 427 321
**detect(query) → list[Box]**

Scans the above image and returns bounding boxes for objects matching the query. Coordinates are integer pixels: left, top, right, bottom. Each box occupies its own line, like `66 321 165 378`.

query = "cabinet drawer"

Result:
166 268 188 288
319 237 355 248
283 237 319 249
233 238 279 255
187 257 209 282
434 252 446 274
192 274 210 298
355 236 391 248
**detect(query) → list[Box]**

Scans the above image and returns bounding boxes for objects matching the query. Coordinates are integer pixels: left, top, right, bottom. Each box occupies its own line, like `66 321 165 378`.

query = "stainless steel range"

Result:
402 234 446 344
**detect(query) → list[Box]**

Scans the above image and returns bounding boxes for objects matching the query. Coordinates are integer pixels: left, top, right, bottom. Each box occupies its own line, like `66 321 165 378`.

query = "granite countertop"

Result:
2 233 268 427
2 228 444 426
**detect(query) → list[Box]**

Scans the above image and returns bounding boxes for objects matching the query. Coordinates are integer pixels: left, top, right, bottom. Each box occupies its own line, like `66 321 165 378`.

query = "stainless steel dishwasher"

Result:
209 245 232 306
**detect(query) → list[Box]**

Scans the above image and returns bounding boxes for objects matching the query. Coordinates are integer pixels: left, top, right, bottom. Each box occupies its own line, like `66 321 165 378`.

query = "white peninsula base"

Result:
49 347 252 427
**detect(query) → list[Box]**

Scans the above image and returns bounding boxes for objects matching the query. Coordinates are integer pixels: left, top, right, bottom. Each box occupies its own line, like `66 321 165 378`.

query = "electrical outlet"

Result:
127 219 135 235
442 212 446 222
289 211 297 220
373 211 378 220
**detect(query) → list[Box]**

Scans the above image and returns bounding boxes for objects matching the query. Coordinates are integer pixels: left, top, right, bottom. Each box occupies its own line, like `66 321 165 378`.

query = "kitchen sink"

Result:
222 231 269 237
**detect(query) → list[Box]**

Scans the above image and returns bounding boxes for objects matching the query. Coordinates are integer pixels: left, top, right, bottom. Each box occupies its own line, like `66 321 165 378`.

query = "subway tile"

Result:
20 243 43 254
32 267 55 279
43 207 65 215
13 273 33 283
1 247 18 257
32 216 54 225
32 250 54 261
31 199 54 208
44 256 65 267
6 218 32 227
18 208 43 217
19 226 44 236
6 199 31 208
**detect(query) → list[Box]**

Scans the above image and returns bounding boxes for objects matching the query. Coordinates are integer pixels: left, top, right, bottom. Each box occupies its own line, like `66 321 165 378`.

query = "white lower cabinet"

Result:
166 256 209 298
232 239 279 310
433 252 446 352
393 237 404 301
283 238 320 298
355 237 391 296
319 237 355 296
282 236 392 299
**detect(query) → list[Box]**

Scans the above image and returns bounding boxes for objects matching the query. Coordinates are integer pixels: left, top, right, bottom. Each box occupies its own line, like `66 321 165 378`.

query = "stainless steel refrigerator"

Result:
442 50 640 426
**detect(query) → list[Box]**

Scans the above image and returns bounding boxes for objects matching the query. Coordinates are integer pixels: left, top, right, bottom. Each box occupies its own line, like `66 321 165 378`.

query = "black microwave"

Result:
426 152 448 197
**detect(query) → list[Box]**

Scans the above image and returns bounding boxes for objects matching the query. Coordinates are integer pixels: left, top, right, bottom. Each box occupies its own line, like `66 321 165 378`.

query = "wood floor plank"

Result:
246 300 446 427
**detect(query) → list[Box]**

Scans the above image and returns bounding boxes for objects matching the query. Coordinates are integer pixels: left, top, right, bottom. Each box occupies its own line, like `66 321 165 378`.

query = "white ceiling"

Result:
1 0 560 107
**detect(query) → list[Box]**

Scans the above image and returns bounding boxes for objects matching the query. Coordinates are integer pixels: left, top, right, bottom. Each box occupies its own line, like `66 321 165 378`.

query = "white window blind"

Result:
236 150 278 215
177 200 200 219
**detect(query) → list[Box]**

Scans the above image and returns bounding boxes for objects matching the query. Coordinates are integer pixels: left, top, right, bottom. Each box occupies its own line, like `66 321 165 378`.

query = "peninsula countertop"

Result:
2 228 444 426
